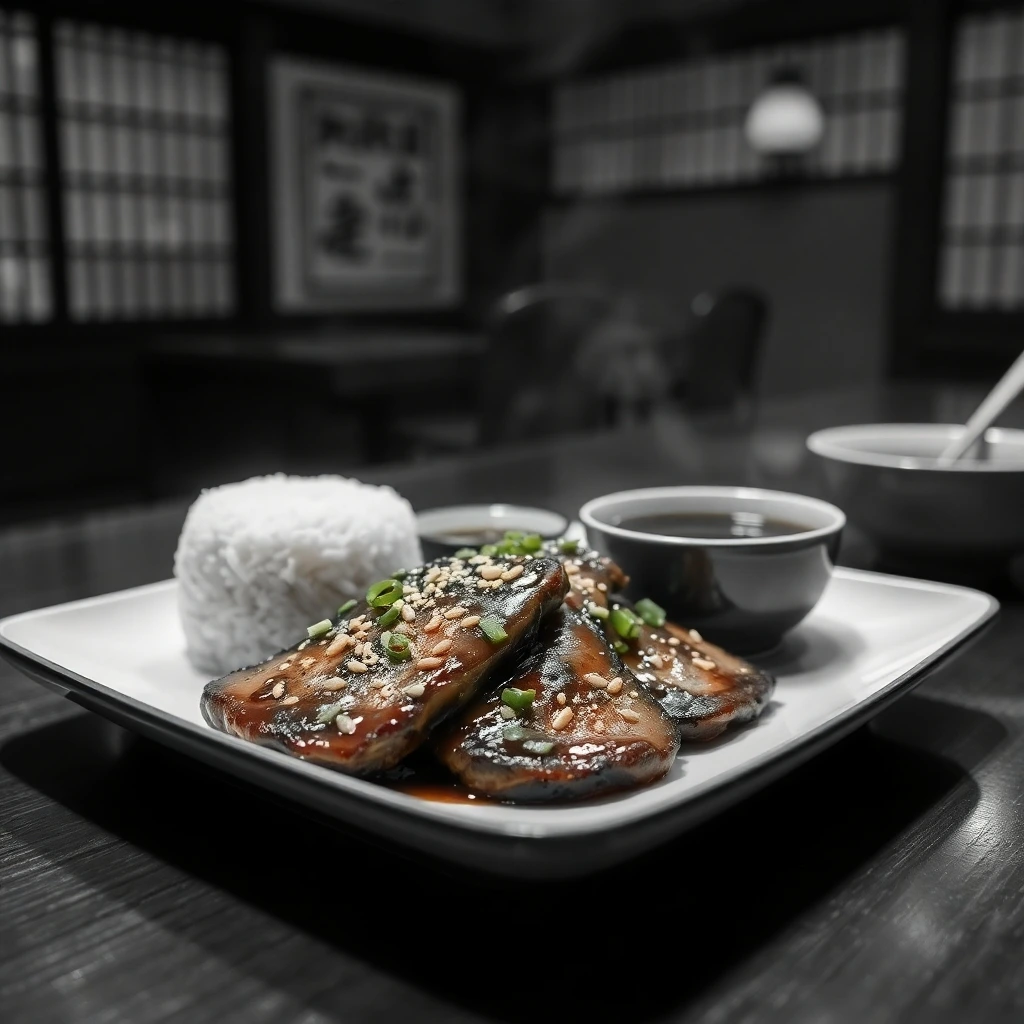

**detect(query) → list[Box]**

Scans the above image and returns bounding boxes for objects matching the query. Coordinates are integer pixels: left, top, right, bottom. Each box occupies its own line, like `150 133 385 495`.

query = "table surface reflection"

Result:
2 383 1024 1024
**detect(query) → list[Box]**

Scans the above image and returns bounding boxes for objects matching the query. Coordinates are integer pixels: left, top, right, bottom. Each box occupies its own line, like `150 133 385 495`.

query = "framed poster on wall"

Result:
270 57 461 311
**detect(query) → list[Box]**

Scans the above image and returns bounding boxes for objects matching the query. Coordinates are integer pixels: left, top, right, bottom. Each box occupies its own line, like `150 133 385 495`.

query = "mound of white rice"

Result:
174 474 421 675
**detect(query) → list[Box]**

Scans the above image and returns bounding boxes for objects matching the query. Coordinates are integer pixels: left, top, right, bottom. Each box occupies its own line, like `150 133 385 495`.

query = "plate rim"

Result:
0 568 1000 844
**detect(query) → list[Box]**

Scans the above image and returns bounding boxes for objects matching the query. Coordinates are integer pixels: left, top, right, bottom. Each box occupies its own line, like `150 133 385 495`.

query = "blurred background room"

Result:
0 0 1020 526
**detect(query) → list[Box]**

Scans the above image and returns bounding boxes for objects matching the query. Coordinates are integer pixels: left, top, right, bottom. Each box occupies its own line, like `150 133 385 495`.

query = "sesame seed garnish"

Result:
607 677 623 695
322 679 346 691
648 653 664 669
424 614 442 633
564 563 580 575
479 564 503 580
416 657 445 671
689 629 703 642
584 672 609 689
347 660 367 673
620 708 641 723
444 606 468 619
325 634 354 657
300 657 316 667
596 582 608 592
668 637 681 646
425 566 441 583
271 682 285 699
556 691 566 705
499 705 516 720
693 657 716 671
279 662 291 670
402 681 426 698
629 690 639 698
501 564 524 581
460 615 480 628
430 638 453 656
336 714 356 734
280 695 299 705
551 707 574 731
401 604 416 622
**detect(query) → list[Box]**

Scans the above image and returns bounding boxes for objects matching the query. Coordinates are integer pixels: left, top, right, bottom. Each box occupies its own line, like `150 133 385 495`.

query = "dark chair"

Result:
668 288 768 415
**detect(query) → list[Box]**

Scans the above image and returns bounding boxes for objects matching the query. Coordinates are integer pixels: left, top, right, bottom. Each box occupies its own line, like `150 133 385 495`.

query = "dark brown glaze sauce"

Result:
435 603 679 802
201 553 568 775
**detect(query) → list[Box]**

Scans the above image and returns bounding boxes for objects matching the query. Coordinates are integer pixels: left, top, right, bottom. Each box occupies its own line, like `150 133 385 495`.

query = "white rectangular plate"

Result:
0 568 996 878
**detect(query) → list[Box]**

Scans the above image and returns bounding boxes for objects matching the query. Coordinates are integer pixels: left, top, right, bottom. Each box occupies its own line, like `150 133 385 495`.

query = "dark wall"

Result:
542 183 894 396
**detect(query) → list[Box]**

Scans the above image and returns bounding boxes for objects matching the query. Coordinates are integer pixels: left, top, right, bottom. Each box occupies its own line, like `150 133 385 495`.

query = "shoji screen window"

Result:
0 11 50 321
56 22 234 320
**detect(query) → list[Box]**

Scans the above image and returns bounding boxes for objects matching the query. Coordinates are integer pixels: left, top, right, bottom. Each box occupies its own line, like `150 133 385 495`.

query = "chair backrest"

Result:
676 288 768 412
476 284 618 445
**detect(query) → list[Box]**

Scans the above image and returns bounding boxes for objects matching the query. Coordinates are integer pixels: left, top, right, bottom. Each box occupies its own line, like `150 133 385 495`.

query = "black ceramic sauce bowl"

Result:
579 486 845 653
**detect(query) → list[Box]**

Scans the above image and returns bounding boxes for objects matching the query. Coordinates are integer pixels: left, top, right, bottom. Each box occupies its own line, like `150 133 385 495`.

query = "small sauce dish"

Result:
416 504 569 561
580 486 845 653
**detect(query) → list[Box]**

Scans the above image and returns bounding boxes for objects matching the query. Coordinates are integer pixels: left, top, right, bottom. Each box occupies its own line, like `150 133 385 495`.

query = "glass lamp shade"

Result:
744 78 824 155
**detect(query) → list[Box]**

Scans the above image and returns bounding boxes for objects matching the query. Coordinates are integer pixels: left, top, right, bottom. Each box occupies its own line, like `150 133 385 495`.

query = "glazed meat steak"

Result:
557 549 774 742
436 603 679 801
201 553 568 774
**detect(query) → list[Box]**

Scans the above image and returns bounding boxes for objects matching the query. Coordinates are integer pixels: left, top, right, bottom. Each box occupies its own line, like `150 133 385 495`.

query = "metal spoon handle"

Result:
937 348 1024 465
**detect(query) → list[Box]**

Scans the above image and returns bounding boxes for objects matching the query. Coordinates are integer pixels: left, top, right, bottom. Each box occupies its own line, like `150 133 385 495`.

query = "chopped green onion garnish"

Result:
558 537 579 554
610 607 642 640
613 639 629 655
377 604 400 628
366 578 403 607
521 533 543 553
522 738 554 755
453 547 477 558
479 615 508 644
495 540 516 555
307 618 332 639
501 686 536 714
635 598 666 628
480 544 498 556
391 568 407 580
337 599 357 617
384 631 411 662
316 701 347 725
503 530 525 542
587 601 609 620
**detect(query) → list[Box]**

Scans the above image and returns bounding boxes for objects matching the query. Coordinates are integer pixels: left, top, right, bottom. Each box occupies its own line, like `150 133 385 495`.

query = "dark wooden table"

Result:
4 383 1024 1024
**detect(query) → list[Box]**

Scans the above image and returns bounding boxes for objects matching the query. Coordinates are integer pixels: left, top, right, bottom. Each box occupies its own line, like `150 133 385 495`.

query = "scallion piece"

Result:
635 598 667 628
307 618 332 639
479 615 508 644
316 701 347 725
587 601 610 620
501 686 536 713
522 738 554 756
558 537 579 554
453 547 477 558
613 639 629 655
391 568 408 580
337 598 357 617
495 540 516 555
521 533 543 553
377 604 401 628
503 530 525 541
480 544 498 556
610 607 641 640
366 578 403 607
384 631 411 662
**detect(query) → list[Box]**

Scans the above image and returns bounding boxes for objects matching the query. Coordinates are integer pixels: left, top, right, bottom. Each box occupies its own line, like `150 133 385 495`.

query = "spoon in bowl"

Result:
937 348 1024 466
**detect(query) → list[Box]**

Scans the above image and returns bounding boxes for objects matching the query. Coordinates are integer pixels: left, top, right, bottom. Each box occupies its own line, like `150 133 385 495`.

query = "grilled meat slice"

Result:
435 603 679 801
618 619 774 741
201 553 568 774
553 544 773 741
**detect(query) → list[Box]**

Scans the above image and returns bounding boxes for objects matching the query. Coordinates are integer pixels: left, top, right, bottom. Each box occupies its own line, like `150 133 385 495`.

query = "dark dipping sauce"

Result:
615 511 811 540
